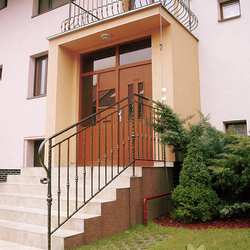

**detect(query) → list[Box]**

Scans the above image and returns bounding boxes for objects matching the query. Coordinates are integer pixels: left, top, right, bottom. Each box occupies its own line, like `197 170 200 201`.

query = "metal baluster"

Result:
67 139 70 217
83 130 86 203
105 117 107 185
57 144 61 226
122 107 125 168
150 107 152 160
145 101 148 160
153 108 156 160
98 114 101 191
75 127 79 210
47 139 52 250
141 99 144 160
137 98 139 159
132 95 135 176
117 105 120 174
91 125 93 197
128 101 130 164
111 114 114 179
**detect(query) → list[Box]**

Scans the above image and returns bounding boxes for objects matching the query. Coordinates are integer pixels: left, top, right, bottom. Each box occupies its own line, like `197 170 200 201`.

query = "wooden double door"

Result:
78 63 152 167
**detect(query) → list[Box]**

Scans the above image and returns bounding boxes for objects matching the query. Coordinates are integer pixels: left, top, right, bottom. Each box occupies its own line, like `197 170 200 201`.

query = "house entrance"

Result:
78 38 152 167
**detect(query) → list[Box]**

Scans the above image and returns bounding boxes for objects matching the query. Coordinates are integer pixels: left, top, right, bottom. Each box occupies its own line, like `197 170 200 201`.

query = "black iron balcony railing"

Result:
61 0 198 33
38 94 167 250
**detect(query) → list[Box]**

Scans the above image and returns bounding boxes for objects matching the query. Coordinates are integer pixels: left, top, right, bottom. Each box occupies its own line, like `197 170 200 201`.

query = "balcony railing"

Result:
61 0 198 33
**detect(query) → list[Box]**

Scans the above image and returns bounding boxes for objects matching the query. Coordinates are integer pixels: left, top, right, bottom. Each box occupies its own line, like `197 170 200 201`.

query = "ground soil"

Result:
153 213 250 229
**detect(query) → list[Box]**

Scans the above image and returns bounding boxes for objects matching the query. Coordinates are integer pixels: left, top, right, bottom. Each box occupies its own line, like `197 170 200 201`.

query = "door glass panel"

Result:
128 84 133 120
82 47 116 73
119 38 151 66
81 75 97 126
98 89 116 107
138 82 143 119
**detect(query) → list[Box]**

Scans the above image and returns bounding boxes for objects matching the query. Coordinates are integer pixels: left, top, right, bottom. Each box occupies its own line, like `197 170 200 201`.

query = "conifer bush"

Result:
171 127 219 223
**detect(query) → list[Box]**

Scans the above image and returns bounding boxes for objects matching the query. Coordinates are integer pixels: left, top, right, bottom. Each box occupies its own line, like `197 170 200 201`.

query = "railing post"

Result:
47 139 52 250
132 95 135 176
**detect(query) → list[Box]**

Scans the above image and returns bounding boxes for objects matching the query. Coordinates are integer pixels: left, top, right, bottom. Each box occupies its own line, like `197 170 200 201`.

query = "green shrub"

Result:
217 202 250 219
209 129 250 201
171 128 219 223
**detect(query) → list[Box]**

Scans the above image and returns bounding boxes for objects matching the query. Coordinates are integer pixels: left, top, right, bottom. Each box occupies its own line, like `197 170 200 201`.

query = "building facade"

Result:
0 0 249 172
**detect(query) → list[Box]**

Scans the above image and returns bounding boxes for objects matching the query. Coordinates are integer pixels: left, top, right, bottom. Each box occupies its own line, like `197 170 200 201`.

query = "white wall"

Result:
191 0 250 135
0 0 68 169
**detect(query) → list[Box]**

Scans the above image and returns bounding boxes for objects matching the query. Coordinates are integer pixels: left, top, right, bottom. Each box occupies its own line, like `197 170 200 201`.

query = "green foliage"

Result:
217 202 250 219
150 102 192 158
209 129 250 200
171 130 219 223
150 102 250 221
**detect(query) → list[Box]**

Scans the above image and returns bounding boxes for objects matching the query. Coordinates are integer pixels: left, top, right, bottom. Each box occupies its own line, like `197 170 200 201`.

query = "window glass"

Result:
98 89 116 107
225 121 247 137
138 82 144 119
81 75 97 125
38 0 68 14
82 47 116 73
128 84 133 120
0 66 2 81
39 0 50 14
221 1 240 19
119 38 151 66
34 55 48 96
52 0 68 9
0 0 7 10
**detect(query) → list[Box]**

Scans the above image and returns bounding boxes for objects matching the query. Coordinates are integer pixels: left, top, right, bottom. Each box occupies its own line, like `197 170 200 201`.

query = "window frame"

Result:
224 120 247 137
37 0 69 15
219 0 241 20
33 55 48 97
0 0 7 10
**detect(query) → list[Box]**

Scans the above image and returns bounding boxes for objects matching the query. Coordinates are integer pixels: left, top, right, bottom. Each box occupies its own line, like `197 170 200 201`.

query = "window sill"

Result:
27 94 46 100
218 15 241 22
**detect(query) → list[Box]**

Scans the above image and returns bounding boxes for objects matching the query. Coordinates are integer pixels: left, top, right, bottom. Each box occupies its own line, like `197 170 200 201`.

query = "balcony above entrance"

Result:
61 0 198 33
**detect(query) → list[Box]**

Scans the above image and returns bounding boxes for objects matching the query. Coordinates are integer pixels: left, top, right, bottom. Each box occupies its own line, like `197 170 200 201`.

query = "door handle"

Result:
118 110 122 123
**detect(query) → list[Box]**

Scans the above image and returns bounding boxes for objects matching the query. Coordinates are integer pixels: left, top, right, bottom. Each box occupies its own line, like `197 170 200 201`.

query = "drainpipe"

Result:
142 192 171 226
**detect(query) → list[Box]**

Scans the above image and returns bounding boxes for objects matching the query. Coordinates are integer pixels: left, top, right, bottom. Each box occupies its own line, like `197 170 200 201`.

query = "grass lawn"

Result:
71 222 250 250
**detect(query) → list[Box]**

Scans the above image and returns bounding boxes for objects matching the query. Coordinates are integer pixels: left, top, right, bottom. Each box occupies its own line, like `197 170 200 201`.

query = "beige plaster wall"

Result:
45 5 200 164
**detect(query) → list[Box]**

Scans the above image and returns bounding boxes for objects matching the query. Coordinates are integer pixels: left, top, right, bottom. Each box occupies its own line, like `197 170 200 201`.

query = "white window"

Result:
219 0 240 20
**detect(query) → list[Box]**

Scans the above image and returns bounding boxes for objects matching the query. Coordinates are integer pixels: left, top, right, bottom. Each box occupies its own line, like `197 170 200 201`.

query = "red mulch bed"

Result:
153 213 250 230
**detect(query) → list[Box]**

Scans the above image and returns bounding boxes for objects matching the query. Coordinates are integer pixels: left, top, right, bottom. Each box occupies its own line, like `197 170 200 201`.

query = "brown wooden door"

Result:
78 70 118 167
78 63 152 167
119 63 152 166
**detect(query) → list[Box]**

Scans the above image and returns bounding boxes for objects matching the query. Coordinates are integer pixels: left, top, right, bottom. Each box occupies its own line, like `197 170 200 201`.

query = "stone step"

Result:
20 166 142 179
7 173 131 188
0 191 115 215
0 204 101 231
0 182 117 200
0 239 43 250
0 219 84 249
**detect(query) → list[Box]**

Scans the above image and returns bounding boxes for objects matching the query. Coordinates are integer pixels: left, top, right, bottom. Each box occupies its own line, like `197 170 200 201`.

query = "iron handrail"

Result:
61 0 198 33
38 93 166 250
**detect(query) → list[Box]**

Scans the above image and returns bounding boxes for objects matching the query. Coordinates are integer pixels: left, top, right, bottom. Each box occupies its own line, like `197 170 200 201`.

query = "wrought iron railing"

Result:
61 0 198 32
38 94 166 250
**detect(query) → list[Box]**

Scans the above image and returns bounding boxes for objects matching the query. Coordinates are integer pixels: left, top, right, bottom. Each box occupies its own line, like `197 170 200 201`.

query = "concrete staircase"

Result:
0 166 144 250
